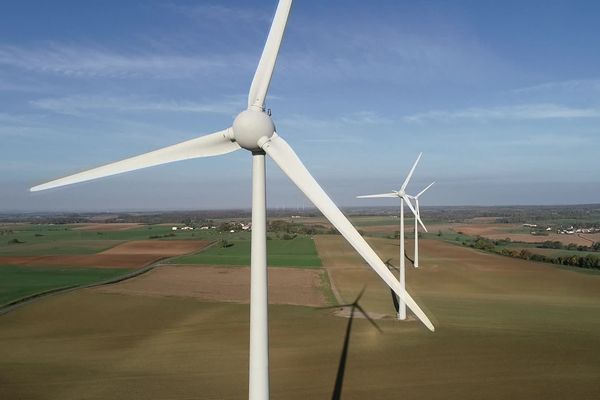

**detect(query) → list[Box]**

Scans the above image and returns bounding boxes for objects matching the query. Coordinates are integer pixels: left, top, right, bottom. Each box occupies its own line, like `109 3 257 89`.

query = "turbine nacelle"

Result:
233 110 276 151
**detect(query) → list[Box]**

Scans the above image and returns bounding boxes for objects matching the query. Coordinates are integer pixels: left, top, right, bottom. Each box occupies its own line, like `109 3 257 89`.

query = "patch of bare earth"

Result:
0 240 212 268
94 265 328 307
0 255 159 268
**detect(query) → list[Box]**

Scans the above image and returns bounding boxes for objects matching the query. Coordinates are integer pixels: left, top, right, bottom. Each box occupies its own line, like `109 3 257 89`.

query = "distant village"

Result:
523 223 600 235
172 222 252 233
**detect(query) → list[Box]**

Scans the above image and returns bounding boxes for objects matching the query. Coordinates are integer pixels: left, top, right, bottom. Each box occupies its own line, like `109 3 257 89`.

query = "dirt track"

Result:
94 265 328 307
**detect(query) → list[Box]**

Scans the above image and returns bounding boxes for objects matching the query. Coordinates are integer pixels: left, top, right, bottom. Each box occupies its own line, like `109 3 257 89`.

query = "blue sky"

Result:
1 0 599 211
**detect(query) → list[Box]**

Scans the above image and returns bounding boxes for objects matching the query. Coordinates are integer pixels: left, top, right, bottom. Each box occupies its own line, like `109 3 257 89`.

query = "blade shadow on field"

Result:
319 287 382 400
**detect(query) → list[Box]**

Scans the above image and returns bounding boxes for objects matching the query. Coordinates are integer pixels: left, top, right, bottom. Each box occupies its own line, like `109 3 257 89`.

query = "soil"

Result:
94 265 328 307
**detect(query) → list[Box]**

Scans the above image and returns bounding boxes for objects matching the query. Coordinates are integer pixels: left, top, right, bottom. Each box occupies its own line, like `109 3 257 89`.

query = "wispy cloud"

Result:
511 79 600 94
280 111 391 131
0 44 246 79
165 3 270 24
404 103 600 123
30 94 242 116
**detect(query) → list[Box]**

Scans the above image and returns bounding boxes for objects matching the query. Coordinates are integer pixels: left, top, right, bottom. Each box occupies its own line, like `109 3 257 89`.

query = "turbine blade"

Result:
416 181 435 198
262 134 435 332
400 152 422 191
248 0 293 110
404 196 427 232
31 128 238 191
356 193 397 198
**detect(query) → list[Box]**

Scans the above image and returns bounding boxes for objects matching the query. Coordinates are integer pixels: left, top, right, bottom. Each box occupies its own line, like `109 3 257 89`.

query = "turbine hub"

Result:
233 110 275 151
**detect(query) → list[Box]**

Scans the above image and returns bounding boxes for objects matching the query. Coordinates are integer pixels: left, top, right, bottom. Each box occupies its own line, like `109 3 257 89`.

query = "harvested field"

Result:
95 265 329 307
0 254 160 268
72 223 143 231
455 223 516 236
0 240 212 269
361 223 456 234
100 240 211 256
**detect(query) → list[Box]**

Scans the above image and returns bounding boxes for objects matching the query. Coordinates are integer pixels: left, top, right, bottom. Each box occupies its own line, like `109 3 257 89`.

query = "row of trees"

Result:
463 236 600 270
538 240 600 252
508 249 600 269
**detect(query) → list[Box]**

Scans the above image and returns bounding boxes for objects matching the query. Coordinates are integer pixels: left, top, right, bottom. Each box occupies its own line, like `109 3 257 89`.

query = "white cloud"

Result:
404 103 600 123
30 95 241 116
0 44 245 79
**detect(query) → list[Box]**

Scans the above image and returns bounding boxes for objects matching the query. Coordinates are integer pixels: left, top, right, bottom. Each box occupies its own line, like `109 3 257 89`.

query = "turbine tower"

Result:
30 1 434 399
357 153 427 320
408 182 435 268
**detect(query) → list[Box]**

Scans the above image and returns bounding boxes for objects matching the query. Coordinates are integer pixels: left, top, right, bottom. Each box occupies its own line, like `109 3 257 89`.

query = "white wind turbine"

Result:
357 153 427 320
30 1 434 399
408 182 435 268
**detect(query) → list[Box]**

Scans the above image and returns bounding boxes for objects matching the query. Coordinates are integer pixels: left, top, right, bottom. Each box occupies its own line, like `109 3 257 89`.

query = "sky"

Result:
1 0 599 212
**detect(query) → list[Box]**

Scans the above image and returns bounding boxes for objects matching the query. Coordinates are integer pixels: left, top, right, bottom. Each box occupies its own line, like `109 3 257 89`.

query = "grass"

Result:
170 236 322 268
0 265 133 306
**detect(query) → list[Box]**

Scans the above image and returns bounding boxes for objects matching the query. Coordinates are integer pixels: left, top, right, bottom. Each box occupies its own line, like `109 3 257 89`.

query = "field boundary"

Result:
0 241 218 316
0 262 160 316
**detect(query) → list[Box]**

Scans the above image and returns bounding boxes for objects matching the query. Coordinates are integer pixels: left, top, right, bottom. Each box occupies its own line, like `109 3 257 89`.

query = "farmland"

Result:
170 236 321 268
0 215 599 399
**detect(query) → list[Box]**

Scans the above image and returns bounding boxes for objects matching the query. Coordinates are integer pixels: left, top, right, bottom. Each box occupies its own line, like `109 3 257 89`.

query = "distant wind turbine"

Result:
30 1 433 399
357 153 427 320
408 182 435 268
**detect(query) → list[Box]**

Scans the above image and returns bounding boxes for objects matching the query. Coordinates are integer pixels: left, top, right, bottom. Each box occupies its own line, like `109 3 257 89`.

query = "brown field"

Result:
1 235 599 399
0 240 211 268
361 223 456 234
0 254 160 268
455 223 600 245
95 265 329 307
72 223 143 231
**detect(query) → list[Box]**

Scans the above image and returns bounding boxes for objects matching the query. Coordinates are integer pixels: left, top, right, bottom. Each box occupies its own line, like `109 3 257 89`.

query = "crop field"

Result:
0 222 599 399
0 224 240 257
170 236 322 268
95 265 332 307
0 266 133 306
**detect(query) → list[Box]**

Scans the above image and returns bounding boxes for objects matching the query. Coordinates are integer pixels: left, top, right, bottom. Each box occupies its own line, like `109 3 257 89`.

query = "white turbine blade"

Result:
400 152 422 191
356 193 397 199
404 195 427 232
416 181 435 198
31 128 239 191
248 0 293 110
262 134 434 332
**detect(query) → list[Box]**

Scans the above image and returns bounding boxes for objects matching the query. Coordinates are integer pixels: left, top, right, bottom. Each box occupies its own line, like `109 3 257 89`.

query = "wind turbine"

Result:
30 1 434 399
356 153 427 321
408 182 435 268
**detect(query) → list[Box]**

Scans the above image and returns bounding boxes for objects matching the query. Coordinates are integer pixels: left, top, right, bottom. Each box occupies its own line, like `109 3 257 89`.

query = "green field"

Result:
0 224 250 256
0 266 133 306
170 236 322 268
